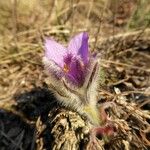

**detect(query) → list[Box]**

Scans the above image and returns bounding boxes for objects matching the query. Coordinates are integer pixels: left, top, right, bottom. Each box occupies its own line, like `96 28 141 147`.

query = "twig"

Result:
86 0 94 30
101 59 150 72
11 0 18 47
93 0 108 51
0 130 23 150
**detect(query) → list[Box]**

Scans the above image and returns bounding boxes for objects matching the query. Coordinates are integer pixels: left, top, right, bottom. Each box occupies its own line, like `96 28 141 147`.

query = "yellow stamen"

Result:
63 64 69 73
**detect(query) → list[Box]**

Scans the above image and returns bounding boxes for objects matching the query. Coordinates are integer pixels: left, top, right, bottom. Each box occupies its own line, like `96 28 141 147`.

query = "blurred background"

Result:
0 1 150 150
0 0 150 100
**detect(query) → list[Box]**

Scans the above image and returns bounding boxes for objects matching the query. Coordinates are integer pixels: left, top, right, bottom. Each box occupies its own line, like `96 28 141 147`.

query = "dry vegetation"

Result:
0 0 150 98
0 0 150 150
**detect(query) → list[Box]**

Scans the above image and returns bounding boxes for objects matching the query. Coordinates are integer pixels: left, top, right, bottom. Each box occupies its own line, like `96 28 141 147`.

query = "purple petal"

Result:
63 53 72 65
44 38 66 68
66 57 85 85
43 56 64 79
68 32 89 64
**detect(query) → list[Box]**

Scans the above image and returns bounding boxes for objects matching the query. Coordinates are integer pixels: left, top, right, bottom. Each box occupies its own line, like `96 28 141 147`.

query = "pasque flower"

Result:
43 32 89 86
43 32 116 146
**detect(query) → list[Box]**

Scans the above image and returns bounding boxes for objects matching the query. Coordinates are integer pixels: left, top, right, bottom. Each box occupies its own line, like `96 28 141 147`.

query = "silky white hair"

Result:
43 56 102 125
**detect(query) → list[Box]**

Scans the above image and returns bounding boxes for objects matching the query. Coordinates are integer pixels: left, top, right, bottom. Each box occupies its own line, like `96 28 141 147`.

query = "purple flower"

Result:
43 32 89 86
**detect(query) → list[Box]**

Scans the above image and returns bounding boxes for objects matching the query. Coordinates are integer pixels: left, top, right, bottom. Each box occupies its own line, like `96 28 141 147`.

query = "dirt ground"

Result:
0 0 150 150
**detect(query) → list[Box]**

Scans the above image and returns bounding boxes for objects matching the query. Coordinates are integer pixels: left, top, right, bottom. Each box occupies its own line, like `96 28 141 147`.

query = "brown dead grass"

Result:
0 0 149 100
0 0 149 110
0 0 150 149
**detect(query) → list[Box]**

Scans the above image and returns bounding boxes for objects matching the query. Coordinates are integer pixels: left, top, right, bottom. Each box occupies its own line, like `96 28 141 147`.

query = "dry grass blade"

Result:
0 0 150 150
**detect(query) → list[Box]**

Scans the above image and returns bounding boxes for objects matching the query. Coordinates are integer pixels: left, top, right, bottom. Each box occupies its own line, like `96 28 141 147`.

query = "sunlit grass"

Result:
127 0 150 29
0 0 149 62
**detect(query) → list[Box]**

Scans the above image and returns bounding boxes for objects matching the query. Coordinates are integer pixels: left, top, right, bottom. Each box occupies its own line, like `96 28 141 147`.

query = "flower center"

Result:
63 63 69 73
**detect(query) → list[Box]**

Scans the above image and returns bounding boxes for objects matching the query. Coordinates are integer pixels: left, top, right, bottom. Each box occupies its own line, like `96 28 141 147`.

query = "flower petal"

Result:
44 38 66 68
43 56 64 78
66 57 85 85
68 32 89 64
